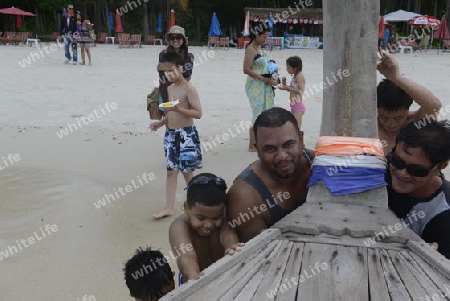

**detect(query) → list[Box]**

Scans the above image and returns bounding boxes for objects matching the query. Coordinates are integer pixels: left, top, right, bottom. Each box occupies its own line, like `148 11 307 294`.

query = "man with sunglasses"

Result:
387 120 450 259
59 4 77 65
377 51 441 155
227 107 313 242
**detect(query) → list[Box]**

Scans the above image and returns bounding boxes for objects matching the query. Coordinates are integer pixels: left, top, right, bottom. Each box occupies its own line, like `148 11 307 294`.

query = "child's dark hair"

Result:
124 247 173 301
186 173 227 208
377 79 413 112
162 52 185 68
286 56 303 73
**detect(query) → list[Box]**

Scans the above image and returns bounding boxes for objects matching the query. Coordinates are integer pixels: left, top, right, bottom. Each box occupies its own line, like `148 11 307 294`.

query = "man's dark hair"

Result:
253 107 300 141
286 56 303 72
161 52 184 68
186 173 227 209
377 79 413 111
124 247 173 301
396 119 450 165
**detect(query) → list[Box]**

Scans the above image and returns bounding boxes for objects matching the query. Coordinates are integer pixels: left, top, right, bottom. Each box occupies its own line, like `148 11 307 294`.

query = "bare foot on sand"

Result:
153 208 175 219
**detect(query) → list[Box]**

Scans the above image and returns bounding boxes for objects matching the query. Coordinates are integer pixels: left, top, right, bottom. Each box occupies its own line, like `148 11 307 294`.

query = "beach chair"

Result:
0 31 15 45
396 40 412 53
219 37 229 50
271 37 283 51
443 40 450 52
50 32 60 42
407 39 421 52
129 34 142 47
147 35 154 45
208 36 218 49
96 32 106 44
11 32 29 45
118 33 130 48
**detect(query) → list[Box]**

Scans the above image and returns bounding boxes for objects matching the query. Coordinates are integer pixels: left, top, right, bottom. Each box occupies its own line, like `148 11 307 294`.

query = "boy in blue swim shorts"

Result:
150 52 203 219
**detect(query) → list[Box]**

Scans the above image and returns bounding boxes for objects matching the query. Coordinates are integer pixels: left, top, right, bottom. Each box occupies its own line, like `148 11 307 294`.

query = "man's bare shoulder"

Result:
228 176 261 207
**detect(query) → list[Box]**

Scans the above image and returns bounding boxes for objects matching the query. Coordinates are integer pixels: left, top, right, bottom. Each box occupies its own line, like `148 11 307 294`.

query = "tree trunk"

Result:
143 2 149 43
433 0 438 18
307 0 387 208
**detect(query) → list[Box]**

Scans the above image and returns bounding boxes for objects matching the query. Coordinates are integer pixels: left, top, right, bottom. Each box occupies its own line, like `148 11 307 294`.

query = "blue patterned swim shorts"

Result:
164 125 203 173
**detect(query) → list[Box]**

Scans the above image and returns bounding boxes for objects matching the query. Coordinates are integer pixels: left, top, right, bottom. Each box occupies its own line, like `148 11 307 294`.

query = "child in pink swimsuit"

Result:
279 56 306 130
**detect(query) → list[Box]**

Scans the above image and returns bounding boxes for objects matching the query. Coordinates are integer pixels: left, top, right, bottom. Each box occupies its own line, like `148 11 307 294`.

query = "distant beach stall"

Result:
244 7 323 49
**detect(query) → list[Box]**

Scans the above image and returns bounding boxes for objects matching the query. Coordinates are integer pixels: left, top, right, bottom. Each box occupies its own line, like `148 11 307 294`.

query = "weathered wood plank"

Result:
283 232 408 251
407 240 450 280
296 243 369 301
160 228 281 301
274 242 305 301
250 240 293 300
387 250 429 300
407 251 450 301
186 239 280 301
379 248 412 300
233 240 285 300
308 183 388 208
274 203 419 244
400 251 450 301
367 248 391 301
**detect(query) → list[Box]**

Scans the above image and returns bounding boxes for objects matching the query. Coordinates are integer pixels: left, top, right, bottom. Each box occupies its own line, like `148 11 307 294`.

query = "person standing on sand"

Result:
59 3 77 65
76 11 93 66
157 25 194 105
150 52 202 220
243 23 277 152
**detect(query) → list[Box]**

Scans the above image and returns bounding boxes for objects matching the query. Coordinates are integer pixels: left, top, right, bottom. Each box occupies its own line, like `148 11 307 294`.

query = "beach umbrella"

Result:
268 12 274 37
434 15 449 39
0 7 36 16
156 12 163 33
208 12 222 37
169 9 175 30
108 12 114 31
115 10 123 32
408 15 440 27
243 10 250 36
0 7 35 31
378 16 385 39
434 15 449 52
15 15 22 29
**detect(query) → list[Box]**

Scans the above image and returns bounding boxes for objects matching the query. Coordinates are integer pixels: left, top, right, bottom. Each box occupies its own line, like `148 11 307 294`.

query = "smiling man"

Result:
377 52 441 155
227 107 313 242
387 120 450 259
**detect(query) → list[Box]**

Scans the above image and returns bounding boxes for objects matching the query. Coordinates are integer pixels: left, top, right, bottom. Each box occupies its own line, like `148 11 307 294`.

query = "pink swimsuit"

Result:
289 79 306 112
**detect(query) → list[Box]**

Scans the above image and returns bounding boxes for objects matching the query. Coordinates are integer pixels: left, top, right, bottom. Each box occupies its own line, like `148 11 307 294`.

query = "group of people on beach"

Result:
60 3 93 66
121 23 450 301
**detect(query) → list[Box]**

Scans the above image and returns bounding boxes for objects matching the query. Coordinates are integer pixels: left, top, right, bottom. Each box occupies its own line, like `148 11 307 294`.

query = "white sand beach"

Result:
1 42 449 300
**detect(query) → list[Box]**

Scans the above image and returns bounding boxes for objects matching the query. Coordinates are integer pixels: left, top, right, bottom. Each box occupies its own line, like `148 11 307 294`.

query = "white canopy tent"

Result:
384 9 421 22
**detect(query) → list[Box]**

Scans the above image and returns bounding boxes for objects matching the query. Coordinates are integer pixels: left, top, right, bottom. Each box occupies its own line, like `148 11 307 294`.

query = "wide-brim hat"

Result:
168 25 185 38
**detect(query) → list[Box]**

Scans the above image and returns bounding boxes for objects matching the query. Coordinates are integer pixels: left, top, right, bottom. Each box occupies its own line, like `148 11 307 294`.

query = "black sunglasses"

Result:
169 35 183 41
388 152 438 177
185 175 227 190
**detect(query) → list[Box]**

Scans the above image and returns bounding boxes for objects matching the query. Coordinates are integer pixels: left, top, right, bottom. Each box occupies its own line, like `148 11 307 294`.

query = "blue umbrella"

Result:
62 8 67 16
108 12 114 31
269 12 274 37
208 12 222 37
156 12 163 33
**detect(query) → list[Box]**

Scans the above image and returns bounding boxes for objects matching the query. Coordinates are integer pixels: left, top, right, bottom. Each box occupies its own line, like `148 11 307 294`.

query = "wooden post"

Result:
307 0 387 208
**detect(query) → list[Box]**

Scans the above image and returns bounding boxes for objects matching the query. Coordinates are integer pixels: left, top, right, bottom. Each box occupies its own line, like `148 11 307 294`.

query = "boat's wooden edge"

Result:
160 228 282 300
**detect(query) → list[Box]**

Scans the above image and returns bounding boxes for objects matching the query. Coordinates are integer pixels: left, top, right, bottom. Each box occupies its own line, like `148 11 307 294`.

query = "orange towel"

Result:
315 136 384 157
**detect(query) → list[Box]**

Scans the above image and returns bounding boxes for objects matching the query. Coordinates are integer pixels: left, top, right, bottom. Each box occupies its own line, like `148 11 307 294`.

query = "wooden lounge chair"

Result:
50 32 60 42
219 37 229 50
208 36 218 49
129 34 142 47
117 33 130 48
407 39 421 52
96 32 106 44
0 31 15 45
